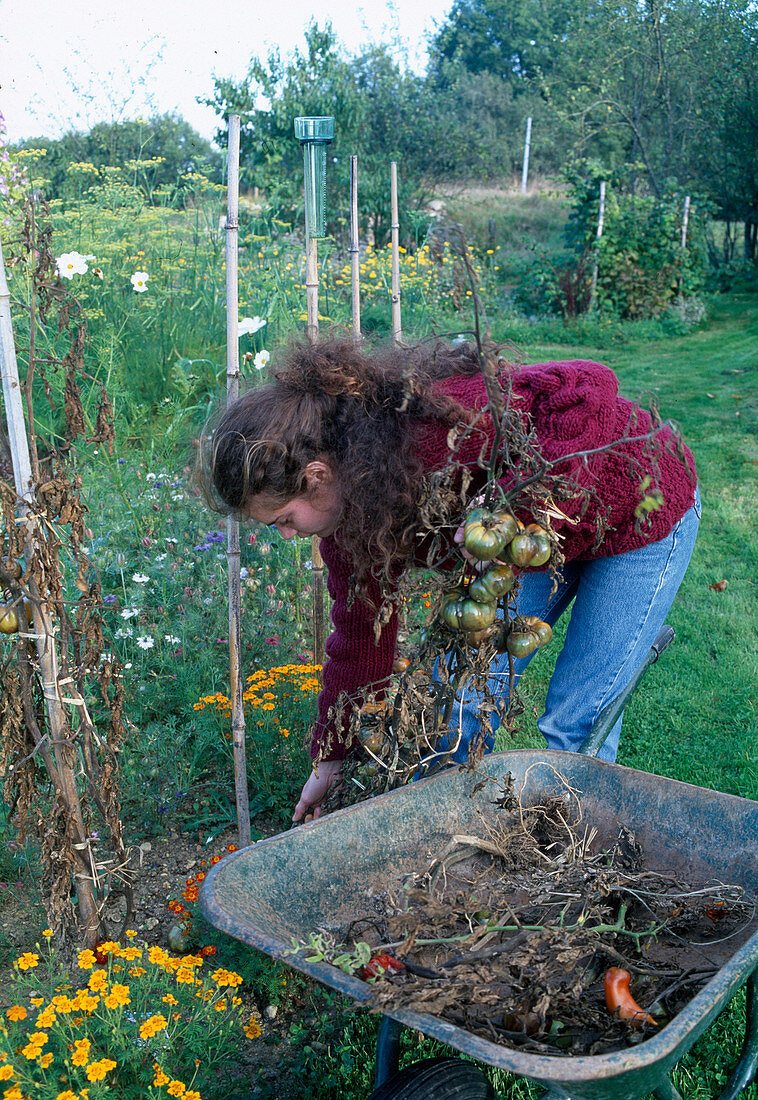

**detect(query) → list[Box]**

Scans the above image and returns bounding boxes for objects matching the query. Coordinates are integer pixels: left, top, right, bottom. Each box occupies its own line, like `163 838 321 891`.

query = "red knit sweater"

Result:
311 360 697 762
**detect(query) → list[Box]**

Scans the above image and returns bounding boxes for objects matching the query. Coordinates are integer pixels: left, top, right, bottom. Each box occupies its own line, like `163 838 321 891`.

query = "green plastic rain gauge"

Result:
294 116 335 239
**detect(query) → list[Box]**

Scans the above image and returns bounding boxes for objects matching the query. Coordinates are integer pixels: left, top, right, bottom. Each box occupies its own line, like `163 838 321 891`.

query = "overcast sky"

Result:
0 0 450 146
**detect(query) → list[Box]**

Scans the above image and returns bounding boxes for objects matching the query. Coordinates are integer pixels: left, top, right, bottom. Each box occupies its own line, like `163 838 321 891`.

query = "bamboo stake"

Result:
589 180 606 311
390 161 402 345
350 155 361 339
224 115 252 847
1 236 100 945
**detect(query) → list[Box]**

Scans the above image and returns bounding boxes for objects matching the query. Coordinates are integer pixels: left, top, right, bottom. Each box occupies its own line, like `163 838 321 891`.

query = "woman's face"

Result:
244 461 342 540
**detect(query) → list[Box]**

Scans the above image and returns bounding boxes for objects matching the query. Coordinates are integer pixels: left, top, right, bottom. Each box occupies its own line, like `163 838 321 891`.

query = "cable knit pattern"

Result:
310 360 696 762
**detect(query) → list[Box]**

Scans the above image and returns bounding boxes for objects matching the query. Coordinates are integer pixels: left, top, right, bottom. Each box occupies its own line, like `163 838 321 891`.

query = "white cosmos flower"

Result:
136 635 154 650
132 573 149 584
164 634 181 645
238 316 266 337
130 271 149 292
56 251 91 279
114 627 133 638
121 607 140 619
253 349 270 371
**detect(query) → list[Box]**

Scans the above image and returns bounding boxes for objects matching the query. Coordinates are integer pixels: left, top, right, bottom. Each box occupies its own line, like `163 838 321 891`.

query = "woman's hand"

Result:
292 760 343 823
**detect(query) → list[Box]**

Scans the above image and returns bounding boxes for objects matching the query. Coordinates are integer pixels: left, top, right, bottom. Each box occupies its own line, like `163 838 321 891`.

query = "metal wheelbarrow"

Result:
199 627 758 1100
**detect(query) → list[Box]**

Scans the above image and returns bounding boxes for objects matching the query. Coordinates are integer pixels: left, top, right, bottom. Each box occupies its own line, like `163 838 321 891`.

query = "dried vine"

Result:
0 196 131 952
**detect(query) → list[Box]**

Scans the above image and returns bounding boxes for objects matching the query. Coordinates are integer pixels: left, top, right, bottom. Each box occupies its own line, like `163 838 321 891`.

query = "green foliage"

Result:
16 114 222 205
518 163 711 320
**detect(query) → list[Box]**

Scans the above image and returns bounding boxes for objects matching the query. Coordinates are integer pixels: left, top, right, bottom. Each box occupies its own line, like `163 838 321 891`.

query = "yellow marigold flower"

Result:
85 1057 116 1081
27 1031 47 1047
175 967 195 984
232 996 242 1006
128 966 147 977
215 1001 227 1012
21 1042 43 1060
42 929 53 939
3 1088 25 1100
126 929 137 938
77 950 96 970
16 952 39 970
87 970 108 992
55 1092 79 1100
167 1081 186 1097
211 968 243 987
6 1007 26 1022
162 994 178 1005
29 997 44 1007
153 1066 170 1086
103 984 131 1008
148 946 170 966
35 1008 56 1028
185 1092 201 1100
244 1017 262 1039
39 1052 53 1068
139 1014 168 1040
122 946 142 961
51 995 73 1013
72 1039 91 1067
97 940 121 957
0 1065 13 1080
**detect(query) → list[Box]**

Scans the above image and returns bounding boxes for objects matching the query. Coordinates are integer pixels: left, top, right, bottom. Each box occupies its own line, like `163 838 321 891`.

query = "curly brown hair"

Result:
200 336 485 583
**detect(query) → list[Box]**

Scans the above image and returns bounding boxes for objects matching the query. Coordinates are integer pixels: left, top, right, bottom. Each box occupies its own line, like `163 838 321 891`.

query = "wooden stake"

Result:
589 180 606 311
350 155 361 339
521 117 532 195
225 115 251 847
390 161 402 345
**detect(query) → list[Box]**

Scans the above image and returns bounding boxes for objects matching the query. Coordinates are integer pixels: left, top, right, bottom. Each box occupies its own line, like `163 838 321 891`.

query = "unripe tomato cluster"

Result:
463 508 551 568
440 507 555 654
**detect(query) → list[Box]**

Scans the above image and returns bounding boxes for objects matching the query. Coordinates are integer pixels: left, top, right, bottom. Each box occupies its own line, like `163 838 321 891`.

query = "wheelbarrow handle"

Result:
578 625 675 758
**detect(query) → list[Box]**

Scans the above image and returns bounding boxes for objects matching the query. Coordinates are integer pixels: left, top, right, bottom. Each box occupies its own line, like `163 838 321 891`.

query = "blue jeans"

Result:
434 489 701 765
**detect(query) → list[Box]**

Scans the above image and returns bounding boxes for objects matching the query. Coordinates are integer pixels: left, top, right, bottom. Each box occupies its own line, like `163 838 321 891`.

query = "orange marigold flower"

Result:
6 1006 27 1022
16 952 39 970
153 1067 170 1086
167 1081 186 1096
55 1092 79 1100
162 994 178 1005
39 1052 54 1068
226 844 237 852
0 1065 14 1080
244 1017 262 1039
175 967 195 984
86 1057 117 1082
77 949 96 970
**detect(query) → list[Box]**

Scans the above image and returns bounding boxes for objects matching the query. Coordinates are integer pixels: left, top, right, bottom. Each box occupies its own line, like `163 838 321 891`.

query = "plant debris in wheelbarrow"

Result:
302 768 757 1058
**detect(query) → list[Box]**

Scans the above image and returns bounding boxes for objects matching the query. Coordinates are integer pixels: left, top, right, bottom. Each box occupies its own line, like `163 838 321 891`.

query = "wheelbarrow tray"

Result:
200 750 758 1100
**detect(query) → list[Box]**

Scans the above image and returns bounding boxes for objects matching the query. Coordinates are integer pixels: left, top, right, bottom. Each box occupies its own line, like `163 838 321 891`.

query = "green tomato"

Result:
464 515 508 562
468 563 516 602
505 533 539 567
528 534 552 567
442 598 497 632
0 606 19 634
522 616 553 646
506 630 539 658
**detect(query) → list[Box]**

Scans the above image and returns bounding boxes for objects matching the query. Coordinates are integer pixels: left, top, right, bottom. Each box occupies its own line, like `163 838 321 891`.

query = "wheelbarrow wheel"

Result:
367 1056 495 1099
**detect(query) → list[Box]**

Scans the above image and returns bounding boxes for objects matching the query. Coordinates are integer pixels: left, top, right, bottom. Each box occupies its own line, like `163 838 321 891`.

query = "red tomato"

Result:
360 953 405 980
604 967 657 1028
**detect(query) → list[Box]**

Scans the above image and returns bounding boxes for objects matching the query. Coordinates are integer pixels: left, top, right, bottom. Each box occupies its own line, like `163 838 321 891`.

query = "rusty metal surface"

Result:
199 749 758 1100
